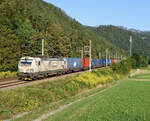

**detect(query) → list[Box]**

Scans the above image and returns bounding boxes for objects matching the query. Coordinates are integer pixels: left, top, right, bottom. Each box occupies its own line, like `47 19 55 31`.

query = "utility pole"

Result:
129 36 132 56
79 47 84 58
84 40 92 72
106 49 108 66
114 54 116 63
89 40 91 71
82 47 83 58
99 52 101 59
116 52 117 63
42 39 44 56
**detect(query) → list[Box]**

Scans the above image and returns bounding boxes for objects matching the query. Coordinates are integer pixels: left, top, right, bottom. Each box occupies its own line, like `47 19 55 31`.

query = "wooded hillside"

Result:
0 0 125 71
89 25 150 58
1 0 150 72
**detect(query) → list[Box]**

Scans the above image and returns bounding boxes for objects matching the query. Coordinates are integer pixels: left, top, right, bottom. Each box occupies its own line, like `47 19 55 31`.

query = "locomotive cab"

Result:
17 57 40 80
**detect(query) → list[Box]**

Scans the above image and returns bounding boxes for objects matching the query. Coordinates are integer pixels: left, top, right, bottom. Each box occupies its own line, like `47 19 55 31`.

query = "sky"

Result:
44 0 150 31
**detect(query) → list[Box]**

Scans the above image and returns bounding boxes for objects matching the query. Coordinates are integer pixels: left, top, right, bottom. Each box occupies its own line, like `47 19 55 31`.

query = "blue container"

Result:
92 59 101 67
91 59 96 67
108 59 112 64
102 59 106 66
66 58 81 69
95 59 99 67
91 59 94 67
98 59 103 67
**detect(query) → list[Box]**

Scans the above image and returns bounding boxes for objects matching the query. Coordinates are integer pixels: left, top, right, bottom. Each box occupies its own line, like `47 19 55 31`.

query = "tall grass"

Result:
76 68 122 87
0 71 17 79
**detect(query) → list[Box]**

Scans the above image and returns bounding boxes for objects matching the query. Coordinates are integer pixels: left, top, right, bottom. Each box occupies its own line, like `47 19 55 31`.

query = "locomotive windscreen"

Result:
20 59 33 66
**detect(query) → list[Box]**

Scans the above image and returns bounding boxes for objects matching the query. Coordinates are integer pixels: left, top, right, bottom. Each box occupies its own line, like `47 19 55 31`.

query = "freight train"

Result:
17 56 120 80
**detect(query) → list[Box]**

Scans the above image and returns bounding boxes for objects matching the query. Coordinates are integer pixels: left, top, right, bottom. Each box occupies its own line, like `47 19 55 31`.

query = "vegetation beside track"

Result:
0 67 123 120
0 55 148 120
10 82 114 121
0 71 17 80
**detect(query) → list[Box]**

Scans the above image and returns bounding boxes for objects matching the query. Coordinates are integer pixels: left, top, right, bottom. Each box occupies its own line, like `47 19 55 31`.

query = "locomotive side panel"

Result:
39 60 49 72
48 60 67 71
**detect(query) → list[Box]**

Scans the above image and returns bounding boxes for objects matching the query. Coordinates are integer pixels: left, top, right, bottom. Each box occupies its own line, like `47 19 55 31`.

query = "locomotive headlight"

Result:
30 69 34 73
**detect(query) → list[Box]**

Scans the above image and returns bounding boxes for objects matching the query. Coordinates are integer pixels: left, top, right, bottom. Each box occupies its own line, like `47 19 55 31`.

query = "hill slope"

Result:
0 0 124 71
89 25 150 58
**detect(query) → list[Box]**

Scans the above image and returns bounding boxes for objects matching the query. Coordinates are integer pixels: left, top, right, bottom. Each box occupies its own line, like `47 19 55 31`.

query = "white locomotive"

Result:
17 56 67 80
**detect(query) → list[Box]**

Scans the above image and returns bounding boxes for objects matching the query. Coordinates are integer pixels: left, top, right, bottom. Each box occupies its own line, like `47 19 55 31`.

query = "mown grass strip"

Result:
130 73 150 79
45 80 150 121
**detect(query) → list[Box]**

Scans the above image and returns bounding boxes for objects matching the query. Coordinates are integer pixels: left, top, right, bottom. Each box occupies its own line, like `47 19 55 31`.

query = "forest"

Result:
88 25 150 58
0 0 149 72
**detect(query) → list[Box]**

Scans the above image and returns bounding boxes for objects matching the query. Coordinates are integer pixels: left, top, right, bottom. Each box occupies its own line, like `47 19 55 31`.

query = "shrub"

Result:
131 53 149 68
75 68 120 88
0 71 17 79
126 57 136 69
111 58 134 75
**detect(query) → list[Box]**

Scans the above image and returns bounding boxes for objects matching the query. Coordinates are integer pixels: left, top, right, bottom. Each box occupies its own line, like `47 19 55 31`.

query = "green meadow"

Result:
46 74 150 121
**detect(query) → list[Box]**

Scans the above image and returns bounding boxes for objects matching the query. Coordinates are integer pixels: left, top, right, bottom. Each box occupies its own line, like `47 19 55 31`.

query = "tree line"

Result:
0 0 127 72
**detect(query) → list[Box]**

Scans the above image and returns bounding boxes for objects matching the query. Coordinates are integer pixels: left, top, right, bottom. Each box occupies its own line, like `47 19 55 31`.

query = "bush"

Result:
0 71 17 79
111 53 149 75
111 57 134 75
126 57 136 69
75 68 121 88
131 53 149 68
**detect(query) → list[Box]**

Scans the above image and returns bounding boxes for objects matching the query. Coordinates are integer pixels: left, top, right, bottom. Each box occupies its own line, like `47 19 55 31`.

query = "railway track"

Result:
0 67 105 90
0 70 88 90
0 80 29 89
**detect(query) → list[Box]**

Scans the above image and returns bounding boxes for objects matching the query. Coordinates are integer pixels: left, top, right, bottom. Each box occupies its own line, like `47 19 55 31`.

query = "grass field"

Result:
131 73 150 79
46 76 150 121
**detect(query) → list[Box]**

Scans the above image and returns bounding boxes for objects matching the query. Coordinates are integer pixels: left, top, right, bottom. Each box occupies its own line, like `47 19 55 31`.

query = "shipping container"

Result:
81 58 90 69
91 59 96 68
97 59 103 67
112 59 114 64
102 59 106 66
108 59 112 65
91 59 101 68
66 58 81 70
113 59 117 63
